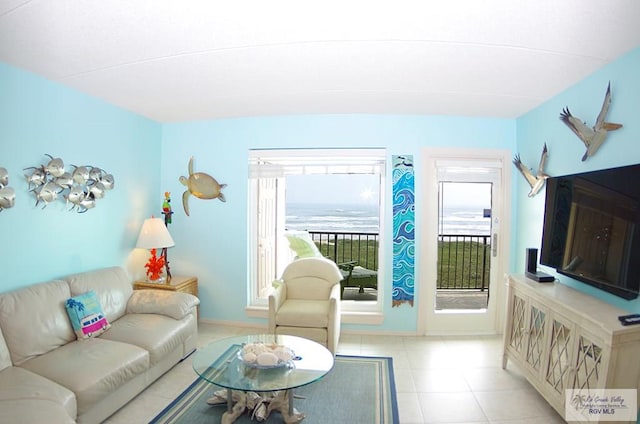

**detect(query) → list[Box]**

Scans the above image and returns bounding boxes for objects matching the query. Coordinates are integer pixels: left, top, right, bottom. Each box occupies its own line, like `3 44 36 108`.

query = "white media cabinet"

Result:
502 274 640 423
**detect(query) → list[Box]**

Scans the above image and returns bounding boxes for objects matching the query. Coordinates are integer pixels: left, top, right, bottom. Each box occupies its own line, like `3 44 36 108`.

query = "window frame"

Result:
247 148 386 319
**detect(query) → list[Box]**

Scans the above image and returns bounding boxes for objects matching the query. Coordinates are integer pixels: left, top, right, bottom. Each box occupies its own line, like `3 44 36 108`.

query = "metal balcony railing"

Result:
306 231 490 292
308 231 378 270
438 234 491 291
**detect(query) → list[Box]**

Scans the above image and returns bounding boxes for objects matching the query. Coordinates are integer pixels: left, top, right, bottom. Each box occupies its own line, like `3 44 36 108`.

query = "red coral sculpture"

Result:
144 248 166 281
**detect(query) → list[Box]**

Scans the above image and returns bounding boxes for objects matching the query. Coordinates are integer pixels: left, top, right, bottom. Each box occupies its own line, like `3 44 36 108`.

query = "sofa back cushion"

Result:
0 280 75 365
64 267 132 324
0 327 12 371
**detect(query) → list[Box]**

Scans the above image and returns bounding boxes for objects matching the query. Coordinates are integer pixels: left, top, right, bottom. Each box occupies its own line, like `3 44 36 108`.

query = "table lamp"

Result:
136 217 175 282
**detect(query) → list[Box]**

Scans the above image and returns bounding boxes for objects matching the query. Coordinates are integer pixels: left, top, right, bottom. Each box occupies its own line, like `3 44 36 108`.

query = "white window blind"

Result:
249 149 386 178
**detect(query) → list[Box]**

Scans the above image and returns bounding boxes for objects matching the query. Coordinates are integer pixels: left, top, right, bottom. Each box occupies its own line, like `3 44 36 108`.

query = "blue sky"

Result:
285 174 380 205
286 176 491 208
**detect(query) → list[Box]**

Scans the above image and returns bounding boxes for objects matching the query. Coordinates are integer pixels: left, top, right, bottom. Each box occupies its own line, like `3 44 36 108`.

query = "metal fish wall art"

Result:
24 154 115 212
0 167 16 212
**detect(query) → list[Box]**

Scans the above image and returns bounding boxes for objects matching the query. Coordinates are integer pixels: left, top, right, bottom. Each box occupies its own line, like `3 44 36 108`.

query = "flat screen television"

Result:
540 163 640 300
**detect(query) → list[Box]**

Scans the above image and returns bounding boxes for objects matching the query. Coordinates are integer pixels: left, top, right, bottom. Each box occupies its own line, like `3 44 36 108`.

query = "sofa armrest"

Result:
126 290 199 320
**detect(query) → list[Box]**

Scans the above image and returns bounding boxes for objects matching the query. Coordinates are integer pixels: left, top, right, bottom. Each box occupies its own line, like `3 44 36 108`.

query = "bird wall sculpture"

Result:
559 82 623 161
513 143 550 198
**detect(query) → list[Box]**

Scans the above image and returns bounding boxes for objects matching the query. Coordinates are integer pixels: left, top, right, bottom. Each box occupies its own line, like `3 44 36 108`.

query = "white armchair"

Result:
268 256 343 354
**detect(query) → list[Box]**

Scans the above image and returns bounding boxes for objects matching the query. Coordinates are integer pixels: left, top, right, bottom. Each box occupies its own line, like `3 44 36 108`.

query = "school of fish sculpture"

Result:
179 156 226 216
24 154 115 212
0 167 16 212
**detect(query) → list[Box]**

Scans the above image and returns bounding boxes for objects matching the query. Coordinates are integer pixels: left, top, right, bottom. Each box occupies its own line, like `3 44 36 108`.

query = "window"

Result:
248 149 386 313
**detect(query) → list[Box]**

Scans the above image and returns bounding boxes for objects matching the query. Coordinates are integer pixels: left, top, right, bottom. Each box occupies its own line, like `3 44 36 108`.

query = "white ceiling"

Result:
1 1 639 123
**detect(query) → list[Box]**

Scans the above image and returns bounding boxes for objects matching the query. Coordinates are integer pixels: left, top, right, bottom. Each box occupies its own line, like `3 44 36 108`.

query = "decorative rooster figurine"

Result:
559 82 623 161
513 143 550 197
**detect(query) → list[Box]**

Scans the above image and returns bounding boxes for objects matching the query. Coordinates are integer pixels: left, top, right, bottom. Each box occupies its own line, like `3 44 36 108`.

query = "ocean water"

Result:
285 203 490 235
439 207 491 235
286 203 379 233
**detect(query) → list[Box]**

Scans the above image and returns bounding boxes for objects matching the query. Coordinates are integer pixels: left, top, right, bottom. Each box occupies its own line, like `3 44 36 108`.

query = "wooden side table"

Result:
133 275 199 319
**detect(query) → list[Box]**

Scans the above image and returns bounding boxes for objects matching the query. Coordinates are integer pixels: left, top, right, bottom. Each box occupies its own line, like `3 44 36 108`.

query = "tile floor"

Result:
104 323 567 424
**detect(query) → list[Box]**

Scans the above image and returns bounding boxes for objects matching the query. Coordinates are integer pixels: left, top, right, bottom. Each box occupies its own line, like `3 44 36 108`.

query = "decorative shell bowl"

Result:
239 342 295 368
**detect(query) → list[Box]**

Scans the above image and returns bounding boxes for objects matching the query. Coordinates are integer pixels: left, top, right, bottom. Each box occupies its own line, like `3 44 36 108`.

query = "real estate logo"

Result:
565 389 637 422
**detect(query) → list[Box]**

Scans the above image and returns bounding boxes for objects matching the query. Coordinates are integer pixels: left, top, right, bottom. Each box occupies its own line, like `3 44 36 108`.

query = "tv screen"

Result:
540 164 640 300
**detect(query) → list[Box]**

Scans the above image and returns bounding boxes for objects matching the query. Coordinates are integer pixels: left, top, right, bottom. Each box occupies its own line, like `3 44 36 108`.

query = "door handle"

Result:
492 233 498 257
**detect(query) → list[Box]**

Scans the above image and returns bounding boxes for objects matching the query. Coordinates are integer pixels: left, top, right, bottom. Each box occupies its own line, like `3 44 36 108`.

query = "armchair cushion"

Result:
274 300 331 328
126 290 199 320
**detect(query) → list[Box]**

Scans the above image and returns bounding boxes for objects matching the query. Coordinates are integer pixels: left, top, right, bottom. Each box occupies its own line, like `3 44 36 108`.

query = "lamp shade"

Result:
136 217 175 249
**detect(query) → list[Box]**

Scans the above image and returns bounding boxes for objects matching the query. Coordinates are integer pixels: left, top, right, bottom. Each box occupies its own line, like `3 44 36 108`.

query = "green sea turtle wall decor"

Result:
179 156 227 216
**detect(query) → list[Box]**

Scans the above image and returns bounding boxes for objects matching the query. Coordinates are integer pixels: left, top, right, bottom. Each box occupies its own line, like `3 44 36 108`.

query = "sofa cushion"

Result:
127 290 199 319
64 266 133 324
19 337 149 416
65 291 111 339
0 366 76 419
100 313 194 365
0 279 75 365
0 399 75 424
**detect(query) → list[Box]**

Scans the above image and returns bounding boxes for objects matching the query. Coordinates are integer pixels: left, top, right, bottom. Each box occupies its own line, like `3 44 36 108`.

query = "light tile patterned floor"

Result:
104 323 567 424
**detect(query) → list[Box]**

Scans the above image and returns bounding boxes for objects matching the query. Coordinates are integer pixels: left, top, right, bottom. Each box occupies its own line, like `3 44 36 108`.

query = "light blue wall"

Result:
515 47 640 311
0 60 516 332
161 115 516 331
8 45 638 331
0 63 162 290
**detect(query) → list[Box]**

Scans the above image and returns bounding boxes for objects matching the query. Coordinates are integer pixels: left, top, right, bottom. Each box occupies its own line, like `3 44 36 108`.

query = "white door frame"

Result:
417 147 512 336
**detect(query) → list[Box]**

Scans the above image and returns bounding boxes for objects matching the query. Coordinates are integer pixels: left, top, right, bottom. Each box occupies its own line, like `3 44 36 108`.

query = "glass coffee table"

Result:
192 334 334 424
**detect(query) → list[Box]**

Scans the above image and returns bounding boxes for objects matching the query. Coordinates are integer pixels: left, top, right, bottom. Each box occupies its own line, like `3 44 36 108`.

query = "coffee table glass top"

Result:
192 334 334 392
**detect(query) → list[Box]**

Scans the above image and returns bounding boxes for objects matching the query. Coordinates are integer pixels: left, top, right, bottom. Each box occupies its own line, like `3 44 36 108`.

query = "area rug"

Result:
150 355 399 424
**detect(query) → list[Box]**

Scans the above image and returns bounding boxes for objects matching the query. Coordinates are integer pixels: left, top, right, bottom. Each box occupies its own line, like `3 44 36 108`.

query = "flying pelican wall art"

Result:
513 143 550 198
179 156 226 216
559 82 623 161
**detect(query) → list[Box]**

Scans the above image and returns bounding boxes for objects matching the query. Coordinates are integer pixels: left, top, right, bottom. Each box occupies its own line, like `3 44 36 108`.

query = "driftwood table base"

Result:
207 389 305 424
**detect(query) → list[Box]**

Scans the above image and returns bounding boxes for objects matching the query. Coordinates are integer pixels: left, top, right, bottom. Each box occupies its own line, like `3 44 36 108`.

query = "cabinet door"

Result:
507 292 528 356
570 331 608 393
524 299 547 373
543 312 575 398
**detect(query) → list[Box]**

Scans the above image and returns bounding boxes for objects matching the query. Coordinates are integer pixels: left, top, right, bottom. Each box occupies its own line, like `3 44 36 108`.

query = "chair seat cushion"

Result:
275 300 330 328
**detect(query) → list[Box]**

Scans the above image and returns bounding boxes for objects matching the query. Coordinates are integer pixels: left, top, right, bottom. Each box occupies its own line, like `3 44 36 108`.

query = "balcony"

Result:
308 231 490 307
308 231 378 301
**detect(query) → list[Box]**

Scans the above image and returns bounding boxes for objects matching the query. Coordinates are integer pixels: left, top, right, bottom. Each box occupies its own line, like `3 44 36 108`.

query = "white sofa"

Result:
0 266 199 424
